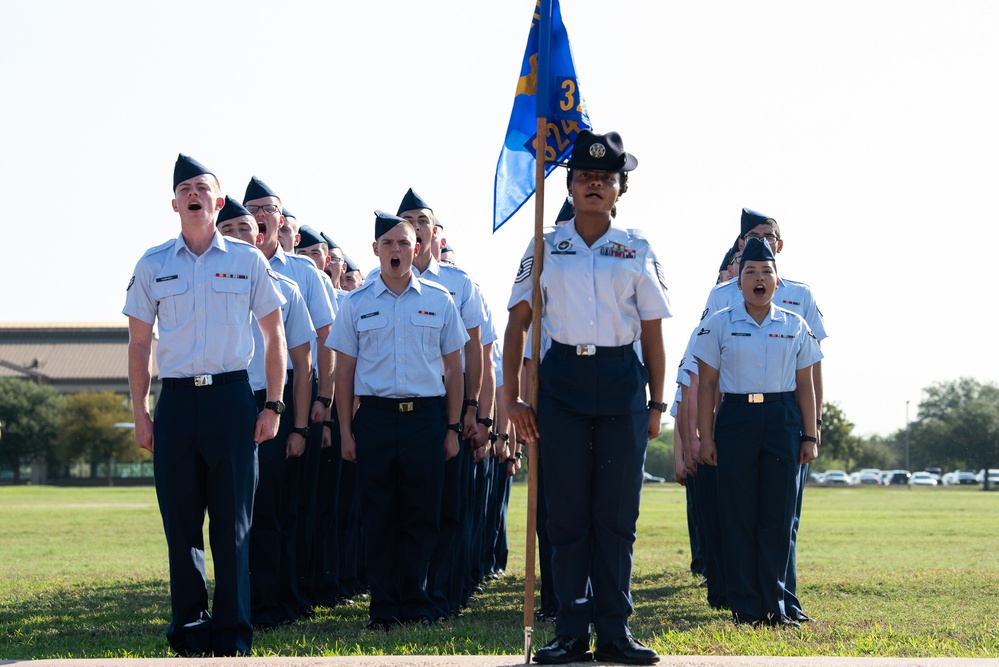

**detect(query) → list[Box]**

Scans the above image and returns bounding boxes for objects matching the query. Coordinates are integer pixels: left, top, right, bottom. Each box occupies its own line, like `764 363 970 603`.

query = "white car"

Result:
910 471 938 486
976 469 999 485
823 470 851 485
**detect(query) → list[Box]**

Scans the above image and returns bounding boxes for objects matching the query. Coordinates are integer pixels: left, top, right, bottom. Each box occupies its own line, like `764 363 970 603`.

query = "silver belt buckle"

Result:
194 374 213 388
575 344 597 356
748 393 764 404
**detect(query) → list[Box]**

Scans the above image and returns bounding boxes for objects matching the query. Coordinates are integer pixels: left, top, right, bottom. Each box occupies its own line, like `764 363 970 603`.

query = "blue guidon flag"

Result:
492 0 591 233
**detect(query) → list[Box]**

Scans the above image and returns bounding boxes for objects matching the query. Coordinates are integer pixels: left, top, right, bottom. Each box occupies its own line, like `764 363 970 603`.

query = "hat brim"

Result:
555 153 638 172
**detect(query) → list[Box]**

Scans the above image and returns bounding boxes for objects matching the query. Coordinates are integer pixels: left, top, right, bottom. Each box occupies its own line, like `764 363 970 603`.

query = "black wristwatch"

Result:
316 396 332 409
447 422 463 434
648 400 668 413
496 432 510 442
322 420 335 430
291 426 311 438
477 417 494 428
264 400 285 415
800 435 818 444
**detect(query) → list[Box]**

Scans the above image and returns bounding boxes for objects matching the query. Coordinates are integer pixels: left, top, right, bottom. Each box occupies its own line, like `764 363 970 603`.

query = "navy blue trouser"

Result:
154 378 257 656
783 462 809 616
694 462 727 609
337 459 360 596
685 472 704 576
714 393 801 621
538 343 649 643
353 397 446 623
311 405 342 607
249 381 294 627
536 450 557 615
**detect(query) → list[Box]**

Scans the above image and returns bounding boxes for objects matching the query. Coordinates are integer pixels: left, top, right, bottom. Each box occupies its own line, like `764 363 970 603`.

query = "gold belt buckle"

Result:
748 393 764 404
575 344 597 356
194 374 213 387
399 401 414 413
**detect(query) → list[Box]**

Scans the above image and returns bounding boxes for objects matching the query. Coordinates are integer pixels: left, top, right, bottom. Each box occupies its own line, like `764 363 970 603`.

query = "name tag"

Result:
155 275 179 283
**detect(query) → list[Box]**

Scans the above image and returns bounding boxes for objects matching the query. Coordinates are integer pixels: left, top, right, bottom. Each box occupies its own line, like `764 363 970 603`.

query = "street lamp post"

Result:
905 400 911 473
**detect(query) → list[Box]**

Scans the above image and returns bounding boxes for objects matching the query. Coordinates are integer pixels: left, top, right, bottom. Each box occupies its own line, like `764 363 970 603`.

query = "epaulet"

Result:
419 277 453 296
777 275 812 290
141 238 176 258
223 236 255 248
626 228 649 241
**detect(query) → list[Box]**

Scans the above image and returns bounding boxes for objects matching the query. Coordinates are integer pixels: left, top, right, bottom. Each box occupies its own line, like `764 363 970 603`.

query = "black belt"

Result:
723 391 794 404
162 370 248 389
550 341 632 358
359 395 444 413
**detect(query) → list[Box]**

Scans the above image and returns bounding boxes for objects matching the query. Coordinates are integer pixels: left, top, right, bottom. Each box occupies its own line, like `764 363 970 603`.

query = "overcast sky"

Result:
3 0 998 438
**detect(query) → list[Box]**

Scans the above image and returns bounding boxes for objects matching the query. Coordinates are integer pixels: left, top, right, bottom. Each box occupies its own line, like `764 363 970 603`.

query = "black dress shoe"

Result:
764 614 801 629
790 610 812 623
365 618 392 633
533 635 592 664
593 636 659 665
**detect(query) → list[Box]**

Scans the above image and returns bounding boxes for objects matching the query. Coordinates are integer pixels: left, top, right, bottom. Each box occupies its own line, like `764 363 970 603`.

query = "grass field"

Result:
1 483 998 659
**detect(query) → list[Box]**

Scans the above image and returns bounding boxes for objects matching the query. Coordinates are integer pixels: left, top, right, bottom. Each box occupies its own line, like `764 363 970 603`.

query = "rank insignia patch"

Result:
126 276 134 291
514 257 534 283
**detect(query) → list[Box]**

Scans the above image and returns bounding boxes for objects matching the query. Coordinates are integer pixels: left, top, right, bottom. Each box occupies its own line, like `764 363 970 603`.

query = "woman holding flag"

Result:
503 130 671 665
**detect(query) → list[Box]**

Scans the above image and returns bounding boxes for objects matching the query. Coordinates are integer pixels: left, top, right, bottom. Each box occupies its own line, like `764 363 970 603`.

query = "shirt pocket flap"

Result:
357 314 388 332
411 311 444 328
211 276 251 294
151 278 189 299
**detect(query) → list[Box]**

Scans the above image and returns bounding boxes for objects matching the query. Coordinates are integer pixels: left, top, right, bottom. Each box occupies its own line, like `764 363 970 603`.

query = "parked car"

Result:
643 471 666 484
884 470 911 485
910 471 938 486
823 470 850 485
975 469 999 485
853 471 882 485
809 471 826 484
947 470 978 485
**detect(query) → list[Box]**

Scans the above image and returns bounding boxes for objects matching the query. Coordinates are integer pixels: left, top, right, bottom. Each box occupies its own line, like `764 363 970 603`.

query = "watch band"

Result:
648 400 668 412
476 417 494 428
316 396 332 409
447 422 463 434
264 400 285 415
291 426 311 438
800 435 818 443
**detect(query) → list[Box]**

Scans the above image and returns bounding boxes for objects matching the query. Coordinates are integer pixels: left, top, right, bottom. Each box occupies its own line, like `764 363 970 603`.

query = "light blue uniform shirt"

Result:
702 275 827 341
123 231 285 379
248 273 316 392
508 220 672 347
326 273 469 398
692 302 823 395
493 341 504 389
269 247 336 370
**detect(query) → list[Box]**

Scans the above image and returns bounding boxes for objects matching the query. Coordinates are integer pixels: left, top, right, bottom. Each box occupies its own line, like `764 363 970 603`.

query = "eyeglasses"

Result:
746 233 779 244
329 256 344 264
245 204 280 215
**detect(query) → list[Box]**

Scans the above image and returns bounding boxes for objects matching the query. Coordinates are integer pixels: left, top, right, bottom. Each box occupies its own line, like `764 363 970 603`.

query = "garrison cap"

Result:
319 231 339 250
565 130 638 172
397 188 432 216
173 154 215 190
740 236 776 266
243 176 279 204
740 208 776 237
343 254 360 273
375 210 408 240
217 196 252 225
296 225 325 249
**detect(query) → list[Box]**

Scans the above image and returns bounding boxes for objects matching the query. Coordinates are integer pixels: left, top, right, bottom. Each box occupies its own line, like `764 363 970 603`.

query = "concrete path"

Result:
4 656 999 667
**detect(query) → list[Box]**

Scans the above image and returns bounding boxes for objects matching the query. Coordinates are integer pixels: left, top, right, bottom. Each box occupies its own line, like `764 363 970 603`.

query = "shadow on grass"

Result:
0 578 172 659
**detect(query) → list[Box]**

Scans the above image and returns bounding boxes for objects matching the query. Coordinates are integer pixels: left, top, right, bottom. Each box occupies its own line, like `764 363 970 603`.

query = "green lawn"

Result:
1 483 997 658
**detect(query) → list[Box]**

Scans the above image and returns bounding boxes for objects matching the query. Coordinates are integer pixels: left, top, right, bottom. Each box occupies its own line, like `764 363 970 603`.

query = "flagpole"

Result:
523 0 551 661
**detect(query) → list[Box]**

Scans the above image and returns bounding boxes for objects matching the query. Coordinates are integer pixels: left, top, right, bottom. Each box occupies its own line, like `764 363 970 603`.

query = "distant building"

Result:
0 321 159 397
0 322 159 484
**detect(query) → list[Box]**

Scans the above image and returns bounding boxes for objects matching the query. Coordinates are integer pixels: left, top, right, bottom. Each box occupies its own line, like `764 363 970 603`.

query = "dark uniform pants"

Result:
353 396 446 623
153 379 258 657
537 343 649 644
714 393 801 622
694 462 727 609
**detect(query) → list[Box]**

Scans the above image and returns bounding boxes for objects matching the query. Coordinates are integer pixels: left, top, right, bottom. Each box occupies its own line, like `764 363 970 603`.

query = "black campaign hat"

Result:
740 236 776 265
375 210 408 239
173 154 215 190
565 131 638 172
740 208 776 236
296 225 325 249
217 196 252 225
397 188 432 216
243 176 279 204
